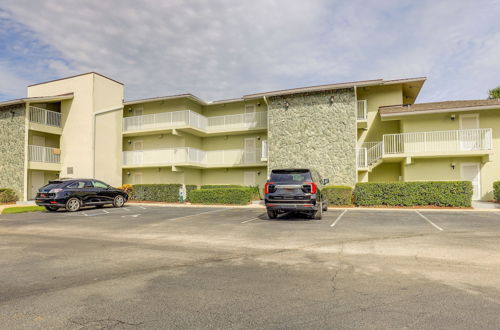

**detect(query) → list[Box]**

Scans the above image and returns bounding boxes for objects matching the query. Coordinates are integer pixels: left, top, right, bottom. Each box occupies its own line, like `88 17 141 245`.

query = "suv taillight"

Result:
303 182 317 194
265 182 275 194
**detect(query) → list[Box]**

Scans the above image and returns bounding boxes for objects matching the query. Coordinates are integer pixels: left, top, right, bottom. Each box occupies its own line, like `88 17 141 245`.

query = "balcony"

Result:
123 147 267 168
29 106 62 134
356 148 368 170
122 110 267 136
356 100 367 128
383 128 493 158
28 145 61 171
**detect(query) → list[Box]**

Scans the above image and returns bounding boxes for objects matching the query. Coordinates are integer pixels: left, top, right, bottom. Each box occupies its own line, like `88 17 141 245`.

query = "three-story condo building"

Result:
0 72 498 201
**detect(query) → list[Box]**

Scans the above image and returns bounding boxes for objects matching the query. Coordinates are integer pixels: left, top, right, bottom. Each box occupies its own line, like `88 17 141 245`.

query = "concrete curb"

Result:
127 202 500 212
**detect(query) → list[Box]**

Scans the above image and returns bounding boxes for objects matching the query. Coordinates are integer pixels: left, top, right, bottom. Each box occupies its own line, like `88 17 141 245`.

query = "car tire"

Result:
65 198 81 212
44 206 59 212
113 195 125 208
267 209 277 219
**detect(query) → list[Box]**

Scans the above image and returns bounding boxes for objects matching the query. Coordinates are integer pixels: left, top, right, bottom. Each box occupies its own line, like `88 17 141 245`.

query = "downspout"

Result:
263 96 269 178
353 86 358 185
22 102 30 201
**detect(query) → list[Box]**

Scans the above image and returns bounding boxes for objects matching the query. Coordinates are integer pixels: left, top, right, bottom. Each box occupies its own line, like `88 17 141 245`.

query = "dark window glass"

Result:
92 181 109 189
270 171 312 182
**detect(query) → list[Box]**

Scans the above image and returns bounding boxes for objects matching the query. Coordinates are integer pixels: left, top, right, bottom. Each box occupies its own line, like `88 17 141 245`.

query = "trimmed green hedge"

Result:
322 185 352 206
132 184 182 202
185 185 198 202
190 187 254 205
0 188 18 203
354 181 472 207
494 181 500 201
200 185 261 200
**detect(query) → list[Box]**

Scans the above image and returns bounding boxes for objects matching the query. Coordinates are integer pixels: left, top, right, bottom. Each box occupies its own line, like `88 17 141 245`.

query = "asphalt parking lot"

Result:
1 205 499 329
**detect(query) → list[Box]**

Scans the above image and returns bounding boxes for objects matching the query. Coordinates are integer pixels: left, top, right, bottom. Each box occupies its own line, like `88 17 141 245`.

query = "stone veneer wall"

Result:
0 104 26 199
267 88 357 187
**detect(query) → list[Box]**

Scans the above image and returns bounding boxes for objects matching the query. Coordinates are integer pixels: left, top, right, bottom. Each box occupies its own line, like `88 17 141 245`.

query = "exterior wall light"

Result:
329 96 334 105
127 171 131 176
450 162 456 170
127 139 132 144
451 114 456 121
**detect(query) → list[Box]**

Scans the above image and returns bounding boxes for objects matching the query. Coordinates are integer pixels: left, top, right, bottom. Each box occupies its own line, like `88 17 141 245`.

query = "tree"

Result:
488 86 500 99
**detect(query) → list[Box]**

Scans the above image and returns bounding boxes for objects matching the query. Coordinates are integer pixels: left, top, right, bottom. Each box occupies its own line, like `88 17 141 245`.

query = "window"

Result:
92 181 109 189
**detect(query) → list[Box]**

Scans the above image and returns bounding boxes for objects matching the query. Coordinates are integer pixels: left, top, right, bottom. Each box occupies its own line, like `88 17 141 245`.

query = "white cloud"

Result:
1 0 500 102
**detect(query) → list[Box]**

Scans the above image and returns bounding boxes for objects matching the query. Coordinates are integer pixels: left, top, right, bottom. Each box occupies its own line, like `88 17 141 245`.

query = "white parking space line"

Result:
415 210 444 231
241 217 260 224
330 209 348 228
167 208 231 221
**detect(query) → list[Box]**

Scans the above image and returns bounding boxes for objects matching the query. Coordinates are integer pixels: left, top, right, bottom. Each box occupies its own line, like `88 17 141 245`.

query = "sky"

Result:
1 0 499 103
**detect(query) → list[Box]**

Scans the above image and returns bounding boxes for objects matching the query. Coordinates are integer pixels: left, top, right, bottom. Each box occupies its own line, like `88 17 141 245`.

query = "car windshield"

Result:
270 171 312 182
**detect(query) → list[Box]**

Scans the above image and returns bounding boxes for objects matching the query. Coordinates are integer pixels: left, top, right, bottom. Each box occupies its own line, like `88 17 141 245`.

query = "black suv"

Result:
35 179 128 212
264 169 329 219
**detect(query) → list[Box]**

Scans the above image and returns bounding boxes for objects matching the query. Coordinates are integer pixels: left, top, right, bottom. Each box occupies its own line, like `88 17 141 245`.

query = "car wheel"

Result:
113 195 125 208
267 209 277 219
44 206 59 212
65 198 81 212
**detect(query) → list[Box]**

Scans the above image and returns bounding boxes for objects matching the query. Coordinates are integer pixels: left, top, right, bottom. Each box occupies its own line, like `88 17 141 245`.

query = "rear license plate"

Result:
40 194 47 198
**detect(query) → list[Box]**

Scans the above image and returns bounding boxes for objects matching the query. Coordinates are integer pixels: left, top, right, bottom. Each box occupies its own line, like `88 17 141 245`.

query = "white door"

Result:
461 163 481 200
133 141 143 164
133 173 143 184
459 114 479 150
244 138 256 163
32 135 46 162
244 171 256 186
31 171 45 199
261 140 268 160
244 104 256 126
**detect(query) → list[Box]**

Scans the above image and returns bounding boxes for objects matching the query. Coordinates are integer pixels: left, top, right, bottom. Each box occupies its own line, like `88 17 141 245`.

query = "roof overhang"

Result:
380 104 500 121
242 77 427 99
124 95 251 107
0 93 74 108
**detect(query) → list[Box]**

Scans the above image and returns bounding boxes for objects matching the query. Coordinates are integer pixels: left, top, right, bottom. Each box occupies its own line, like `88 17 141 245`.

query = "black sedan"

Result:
35 178 128 212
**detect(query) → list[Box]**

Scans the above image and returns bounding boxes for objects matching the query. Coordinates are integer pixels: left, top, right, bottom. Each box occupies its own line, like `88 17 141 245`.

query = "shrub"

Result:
322 185 352 206
132 184 182 202
118 184 133 198
190 187 254 205
494 181 500 201
0 188 18 203
200 184 261 200
354 181 472 207
185 185 198 202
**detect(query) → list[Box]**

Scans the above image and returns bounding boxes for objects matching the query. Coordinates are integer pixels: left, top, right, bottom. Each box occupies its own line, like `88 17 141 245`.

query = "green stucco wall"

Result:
267 89 357 186
0 104 26 199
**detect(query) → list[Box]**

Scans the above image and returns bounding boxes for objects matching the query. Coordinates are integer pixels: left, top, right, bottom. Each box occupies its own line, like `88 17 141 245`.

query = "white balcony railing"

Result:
383 128 493 155
123 110 267 133
356 100 367 121
356 148 367 169
29 106 62 127
28 145 61 163
123 147 266 167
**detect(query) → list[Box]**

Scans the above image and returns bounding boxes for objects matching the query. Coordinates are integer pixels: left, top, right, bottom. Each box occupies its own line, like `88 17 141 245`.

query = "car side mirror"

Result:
321 178 330 185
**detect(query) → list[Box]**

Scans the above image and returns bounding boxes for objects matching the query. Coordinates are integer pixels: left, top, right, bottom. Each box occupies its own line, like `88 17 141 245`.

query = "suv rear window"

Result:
270 171 312 182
